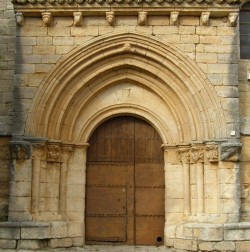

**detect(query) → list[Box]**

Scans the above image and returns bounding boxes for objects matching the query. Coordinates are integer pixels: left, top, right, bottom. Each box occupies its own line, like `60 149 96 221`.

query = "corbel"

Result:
73 12 83 27
106 11 115 26
42 12 52 26
138 11 147 26
200 12 210 26
228 13 238 27
15 12 24 26
170 11 179 26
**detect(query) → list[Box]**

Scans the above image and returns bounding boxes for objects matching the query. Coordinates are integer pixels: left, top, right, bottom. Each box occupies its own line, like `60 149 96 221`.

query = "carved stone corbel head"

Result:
228 13 238 27
42 12 52 26
73 12 83 27
138 11 147 26
10 141 31 160
15 12 24 26
170 12 179 26
106 12 115 26
205 144 219 163
200 12 210 26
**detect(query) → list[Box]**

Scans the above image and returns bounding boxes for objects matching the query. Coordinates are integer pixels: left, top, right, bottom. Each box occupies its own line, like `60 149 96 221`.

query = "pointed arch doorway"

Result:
85 116 165 245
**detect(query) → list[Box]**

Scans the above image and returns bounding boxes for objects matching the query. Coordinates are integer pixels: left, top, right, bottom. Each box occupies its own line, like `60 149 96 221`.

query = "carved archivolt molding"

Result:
12 0 240 4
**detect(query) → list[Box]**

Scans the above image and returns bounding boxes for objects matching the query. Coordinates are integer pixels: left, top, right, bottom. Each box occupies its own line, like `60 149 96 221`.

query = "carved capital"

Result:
190 146 204 163
178 147 190 164
73 12 82 27
138 11 147 26
106 12 115 26
220 143 242 162
10 141 31 160
170 12 179 26
15 12 24 26
47 143 61 162
228 13 238 27
61 144 74 162
42 12 52 26
205 144 219 162
32 143 46 159
200 12 210 26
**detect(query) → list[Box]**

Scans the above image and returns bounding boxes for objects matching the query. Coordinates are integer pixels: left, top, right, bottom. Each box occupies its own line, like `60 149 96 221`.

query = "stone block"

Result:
181 35 199 44
56 46 75 55
196 53 217 64
196 27 217 35
179 16 200 26
0 239 16 249
0 226 20 239
224 229 245 241
37 37 53 45
17 239 46 249
21 225 51 239
50 221 67 238
174 238 198 251
148 16 170 26
236 241 250 252
153 26 178 35
200 226 223 241
67 222 83 237
48 238 72 248
72 237 84 247
9 196 31 212
199 241 215 251
33 46 55 55
214 241 235 251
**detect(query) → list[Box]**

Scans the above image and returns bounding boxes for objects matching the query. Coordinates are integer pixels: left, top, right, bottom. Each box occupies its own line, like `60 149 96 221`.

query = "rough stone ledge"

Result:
0 221 50 228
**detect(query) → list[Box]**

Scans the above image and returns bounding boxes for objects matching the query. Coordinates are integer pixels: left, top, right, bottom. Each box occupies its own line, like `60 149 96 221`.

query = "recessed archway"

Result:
25 32 227 144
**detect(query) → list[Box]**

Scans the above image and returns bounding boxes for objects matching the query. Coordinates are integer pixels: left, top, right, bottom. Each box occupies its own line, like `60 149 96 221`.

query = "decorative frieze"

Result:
9 141 31 160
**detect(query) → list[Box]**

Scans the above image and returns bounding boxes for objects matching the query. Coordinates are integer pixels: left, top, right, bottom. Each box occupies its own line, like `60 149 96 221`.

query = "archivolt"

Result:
25 32 227 144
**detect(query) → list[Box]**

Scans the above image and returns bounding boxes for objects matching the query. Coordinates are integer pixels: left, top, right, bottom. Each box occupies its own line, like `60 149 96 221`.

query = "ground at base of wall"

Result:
0 245 178 252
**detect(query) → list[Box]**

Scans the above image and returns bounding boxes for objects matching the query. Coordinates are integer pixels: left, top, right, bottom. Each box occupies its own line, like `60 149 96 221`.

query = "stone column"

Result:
60 143 73 218
178 145 191 215
31 141 46 215
191 144 204 214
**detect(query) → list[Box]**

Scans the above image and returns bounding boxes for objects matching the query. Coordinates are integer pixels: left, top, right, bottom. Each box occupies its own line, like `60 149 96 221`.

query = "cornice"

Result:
12 0 241 26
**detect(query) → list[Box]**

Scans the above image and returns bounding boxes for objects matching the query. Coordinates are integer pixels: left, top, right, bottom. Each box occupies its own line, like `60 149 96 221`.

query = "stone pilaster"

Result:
178 145 191 215
191 144 204 214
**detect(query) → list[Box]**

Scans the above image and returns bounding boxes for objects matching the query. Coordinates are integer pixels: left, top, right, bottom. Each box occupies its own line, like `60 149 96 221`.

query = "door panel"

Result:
85 116 164 245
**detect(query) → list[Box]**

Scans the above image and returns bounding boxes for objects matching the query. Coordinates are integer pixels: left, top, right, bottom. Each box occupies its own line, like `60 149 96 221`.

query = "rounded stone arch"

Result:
25 32 227 144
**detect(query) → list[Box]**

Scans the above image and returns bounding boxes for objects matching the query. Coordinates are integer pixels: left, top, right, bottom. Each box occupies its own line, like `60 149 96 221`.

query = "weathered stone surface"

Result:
21 225 51 239
48 238 72 248
0 227 20 239
0 239 16 249
50 221 67 238
17 239 46 249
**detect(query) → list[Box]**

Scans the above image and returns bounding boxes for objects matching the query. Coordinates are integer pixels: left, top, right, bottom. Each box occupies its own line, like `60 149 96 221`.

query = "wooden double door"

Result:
85 116 165 245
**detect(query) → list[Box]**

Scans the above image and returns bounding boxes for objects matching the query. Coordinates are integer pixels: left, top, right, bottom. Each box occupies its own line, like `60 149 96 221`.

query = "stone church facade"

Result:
1 0 250 251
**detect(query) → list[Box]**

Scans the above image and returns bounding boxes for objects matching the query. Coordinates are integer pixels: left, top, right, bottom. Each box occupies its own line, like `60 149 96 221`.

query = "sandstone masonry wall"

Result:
239 58 250 222
0 0 15 221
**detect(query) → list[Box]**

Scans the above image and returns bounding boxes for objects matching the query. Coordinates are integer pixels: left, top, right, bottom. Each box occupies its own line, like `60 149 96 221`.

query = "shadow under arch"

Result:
25 31 227 144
